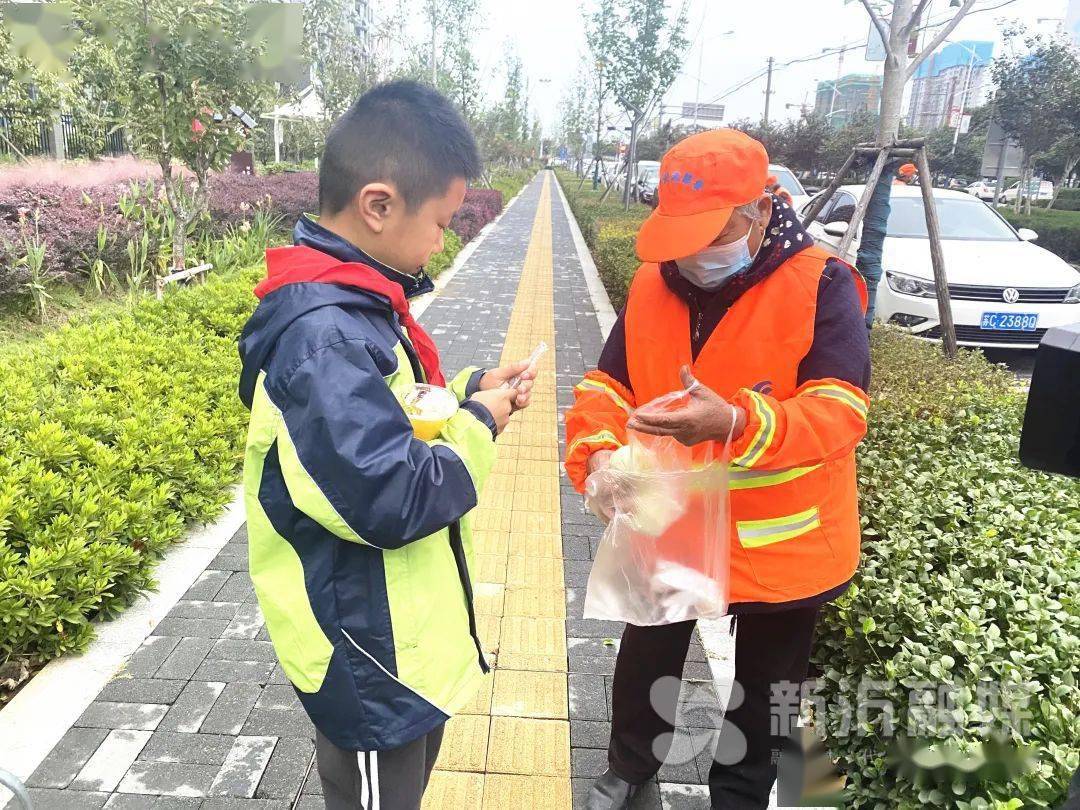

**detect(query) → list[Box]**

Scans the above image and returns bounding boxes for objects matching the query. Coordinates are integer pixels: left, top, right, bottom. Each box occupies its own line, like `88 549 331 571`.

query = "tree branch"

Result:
907 0 980 79
904 0 933 38
859 0 893 57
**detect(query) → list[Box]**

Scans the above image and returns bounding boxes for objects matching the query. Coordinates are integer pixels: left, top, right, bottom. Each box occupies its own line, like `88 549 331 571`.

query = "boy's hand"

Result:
480 361 536 411
469 388 518 435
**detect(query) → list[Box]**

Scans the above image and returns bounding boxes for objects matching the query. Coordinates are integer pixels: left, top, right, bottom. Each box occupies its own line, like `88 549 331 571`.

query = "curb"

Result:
0 488 246 793
552 176 618 338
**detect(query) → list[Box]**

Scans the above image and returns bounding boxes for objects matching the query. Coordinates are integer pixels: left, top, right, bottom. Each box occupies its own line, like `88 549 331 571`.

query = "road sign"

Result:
866 23 887 61
681 102 724 121
948 110 971 133
981 120 1025 177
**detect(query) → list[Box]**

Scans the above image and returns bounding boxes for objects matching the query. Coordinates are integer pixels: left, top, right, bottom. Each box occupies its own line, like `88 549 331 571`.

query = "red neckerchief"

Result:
257 245 446 387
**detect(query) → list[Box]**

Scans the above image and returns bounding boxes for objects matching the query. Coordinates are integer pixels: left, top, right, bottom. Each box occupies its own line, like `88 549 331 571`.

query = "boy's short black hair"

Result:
319 80 482 215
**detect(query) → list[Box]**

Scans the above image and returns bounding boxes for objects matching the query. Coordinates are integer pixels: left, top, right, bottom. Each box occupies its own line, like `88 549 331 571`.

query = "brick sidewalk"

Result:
9 173 722 810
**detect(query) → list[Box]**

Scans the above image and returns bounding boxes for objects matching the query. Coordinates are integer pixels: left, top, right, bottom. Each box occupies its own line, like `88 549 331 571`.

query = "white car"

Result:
998 179 1054 204
802 185 1080 349
964 180 999 201
768 163 810 210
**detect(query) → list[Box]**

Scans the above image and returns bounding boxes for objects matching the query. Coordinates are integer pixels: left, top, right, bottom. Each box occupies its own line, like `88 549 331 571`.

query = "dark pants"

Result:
608 606 820 810
855 160 903 328
316 724 444 810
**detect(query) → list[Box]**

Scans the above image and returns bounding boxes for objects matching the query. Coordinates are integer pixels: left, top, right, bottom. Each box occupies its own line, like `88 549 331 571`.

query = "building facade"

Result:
813 74 883 128
907 40 993 131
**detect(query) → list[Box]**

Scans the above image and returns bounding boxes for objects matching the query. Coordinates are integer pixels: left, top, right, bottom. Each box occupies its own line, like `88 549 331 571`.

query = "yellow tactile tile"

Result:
508 532 563 558
511 491 561 513
491 670 568 719
498 616 567 671
505 555 564 589
486 717 571 776
471 552 508 584
472 530 509 557
458 673 494 715
472 509 512 533
435 714 490 772
476 613 501 658
511 511 561 535
473 583 504 616
503 587 567 618
423 770 485 808
480 775 571 810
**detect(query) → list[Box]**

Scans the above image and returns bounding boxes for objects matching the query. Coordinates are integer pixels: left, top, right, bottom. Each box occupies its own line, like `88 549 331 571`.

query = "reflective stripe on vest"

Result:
737 507 822 548
567 429 621 457
801 383 868 420
575 378 633 413
731 390 777 468
728 463 821 490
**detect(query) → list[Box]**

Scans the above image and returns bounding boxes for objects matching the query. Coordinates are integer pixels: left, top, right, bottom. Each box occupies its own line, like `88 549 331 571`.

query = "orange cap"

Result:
898 163 917 177
636 129 769 263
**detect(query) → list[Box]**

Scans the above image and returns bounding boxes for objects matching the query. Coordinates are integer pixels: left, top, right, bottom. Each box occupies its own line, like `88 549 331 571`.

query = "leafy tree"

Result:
993 28 1080 212
305 0 377 124
632 119 699 161
821 111 879 175
0 15 71 157
777 112 831 174
93 0 272 271
557 66 592 171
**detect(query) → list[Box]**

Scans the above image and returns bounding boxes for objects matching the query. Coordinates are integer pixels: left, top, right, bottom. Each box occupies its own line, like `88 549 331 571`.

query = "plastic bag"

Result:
583 386 732 625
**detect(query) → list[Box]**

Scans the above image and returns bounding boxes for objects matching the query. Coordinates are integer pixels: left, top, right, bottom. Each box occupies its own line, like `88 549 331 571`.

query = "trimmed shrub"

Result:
426 228 462 279
555 167 1080 807
999 207 1080 264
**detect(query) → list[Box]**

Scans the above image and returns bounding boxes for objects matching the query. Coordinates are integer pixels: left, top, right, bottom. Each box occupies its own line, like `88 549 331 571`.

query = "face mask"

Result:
674 229 755 290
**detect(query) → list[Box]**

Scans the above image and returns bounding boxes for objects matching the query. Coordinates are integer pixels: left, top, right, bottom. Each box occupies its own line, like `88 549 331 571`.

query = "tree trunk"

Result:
1047 155 1078 210
172 214 187 273
877 55 907 145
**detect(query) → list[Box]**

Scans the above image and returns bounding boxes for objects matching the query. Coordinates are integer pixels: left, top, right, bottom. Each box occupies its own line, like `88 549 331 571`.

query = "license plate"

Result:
980 312 1038 331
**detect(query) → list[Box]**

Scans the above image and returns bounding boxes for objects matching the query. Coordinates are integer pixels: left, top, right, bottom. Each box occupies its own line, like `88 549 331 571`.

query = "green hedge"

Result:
999 207 1080 265
555 168 1080 807
485 168 535 207
0 234 466 682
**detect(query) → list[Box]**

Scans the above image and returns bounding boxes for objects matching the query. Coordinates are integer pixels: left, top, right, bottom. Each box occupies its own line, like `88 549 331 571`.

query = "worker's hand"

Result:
583 450 618 522
588 449 615 475
469 387 518 435
627 366 746 447
480 361 535 411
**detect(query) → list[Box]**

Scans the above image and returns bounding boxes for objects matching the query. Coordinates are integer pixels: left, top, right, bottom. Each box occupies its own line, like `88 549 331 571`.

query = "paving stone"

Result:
564 618 625 640
124 636 182 678
658 782 709 809
563 535 593 560
292 797 324 810
99 678 187 705
254 736 313 799
571 746 609 779
566 655 616 676
155 637 216 681
681 661 713 681
199 683 263 735
183 570 232 601
159 681 227 733
209 736 277 798
254 685 299 711
116 762 218 797
103 795 202 809
76 702 169 731
568 673 608 721
240 708 315 738
8 789 110 810
207 639 276 663
222 604 264 640
656 728 703 784
677 680 721 728
569 719 611 750
167 601 243 621
568 637 621 660
267 665 289 685
491 669 568 719
482 773 572 810
70 729 152 792
215 572 255 602
201 800 290 809
139 731 236 765
152 618 231 639
193 659 274 685
27 726 109 788
207 548 250 572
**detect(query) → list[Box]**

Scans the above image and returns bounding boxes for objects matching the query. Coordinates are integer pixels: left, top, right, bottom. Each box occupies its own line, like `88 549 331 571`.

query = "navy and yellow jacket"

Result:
238 218 496 751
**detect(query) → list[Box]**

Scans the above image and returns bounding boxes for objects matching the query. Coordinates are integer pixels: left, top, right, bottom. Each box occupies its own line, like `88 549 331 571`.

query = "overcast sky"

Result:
390 0 1069 137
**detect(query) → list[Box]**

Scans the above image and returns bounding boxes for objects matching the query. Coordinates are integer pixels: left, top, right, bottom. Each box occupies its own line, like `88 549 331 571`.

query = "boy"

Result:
238 80 532 810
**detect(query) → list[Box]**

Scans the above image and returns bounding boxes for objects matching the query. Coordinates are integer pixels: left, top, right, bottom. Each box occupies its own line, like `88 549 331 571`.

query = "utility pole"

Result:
429 11 437 85
950 45 977 156
693 5 706 129
763 57 774 125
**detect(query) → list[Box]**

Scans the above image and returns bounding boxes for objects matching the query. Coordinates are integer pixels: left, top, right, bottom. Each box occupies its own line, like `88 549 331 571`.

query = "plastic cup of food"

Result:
400 384 459 440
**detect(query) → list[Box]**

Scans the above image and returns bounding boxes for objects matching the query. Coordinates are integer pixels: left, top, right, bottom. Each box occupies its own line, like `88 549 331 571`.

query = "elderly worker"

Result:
564 129 872 810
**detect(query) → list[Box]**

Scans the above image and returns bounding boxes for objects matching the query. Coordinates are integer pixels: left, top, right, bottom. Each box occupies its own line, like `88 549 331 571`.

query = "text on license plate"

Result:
980 312 1038 331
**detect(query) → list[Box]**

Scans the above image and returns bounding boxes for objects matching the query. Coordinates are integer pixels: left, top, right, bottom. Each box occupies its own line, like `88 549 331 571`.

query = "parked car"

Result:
998 179 1054 204
767 163 810 210
964 179 999 201
634 160 661 204
802 185 1080 349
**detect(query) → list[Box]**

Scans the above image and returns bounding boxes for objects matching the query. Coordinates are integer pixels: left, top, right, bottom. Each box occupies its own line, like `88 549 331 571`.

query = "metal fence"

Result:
0 112 128 160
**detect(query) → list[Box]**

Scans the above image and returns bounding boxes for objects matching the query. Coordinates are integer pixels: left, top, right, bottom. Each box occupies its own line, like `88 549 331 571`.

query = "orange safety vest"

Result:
567 245 870 606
